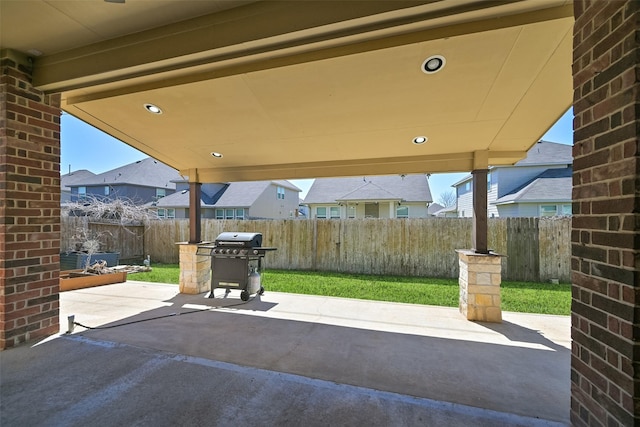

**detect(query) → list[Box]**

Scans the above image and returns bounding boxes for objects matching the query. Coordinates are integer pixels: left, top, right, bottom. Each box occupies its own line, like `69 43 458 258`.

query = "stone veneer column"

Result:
457 250 502 323
571 1 640 425
177 242 211 294
0 50 61 349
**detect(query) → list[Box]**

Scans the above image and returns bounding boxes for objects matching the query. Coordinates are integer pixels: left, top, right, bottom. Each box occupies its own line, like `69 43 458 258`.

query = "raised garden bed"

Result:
60 269 127 291
60 252 120 271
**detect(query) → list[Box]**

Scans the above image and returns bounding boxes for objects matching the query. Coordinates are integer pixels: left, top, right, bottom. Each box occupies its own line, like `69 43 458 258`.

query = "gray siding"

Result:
248 184 299 219
72 184 175 204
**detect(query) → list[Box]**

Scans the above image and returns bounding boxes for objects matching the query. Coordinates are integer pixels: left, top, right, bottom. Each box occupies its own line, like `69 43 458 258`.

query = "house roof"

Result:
493 167 572 205
67 157 183 190
61 169 95 191
515 140 573 165
433 205 458 216
304 174 432 204
427 203 444 215
152 180 300 208
337 181 401 202
452 140 573 186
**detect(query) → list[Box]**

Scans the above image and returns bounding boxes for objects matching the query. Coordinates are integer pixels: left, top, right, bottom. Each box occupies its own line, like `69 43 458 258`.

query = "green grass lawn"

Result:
131 264 570 315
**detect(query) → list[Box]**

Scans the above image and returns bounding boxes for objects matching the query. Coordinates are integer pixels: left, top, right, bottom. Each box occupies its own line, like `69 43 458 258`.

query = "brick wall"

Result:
0 50 61 350
571 1 640 425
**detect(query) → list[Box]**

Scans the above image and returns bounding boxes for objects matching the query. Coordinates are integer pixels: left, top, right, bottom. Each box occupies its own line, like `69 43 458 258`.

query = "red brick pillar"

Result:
0 50 61 350
571 1 640 425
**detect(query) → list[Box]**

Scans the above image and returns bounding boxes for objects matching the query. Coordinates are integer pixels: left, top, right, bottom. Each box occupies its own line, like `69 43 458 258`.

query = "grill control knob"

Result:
253 249 259 255
233 249 239 254
241 249 248 255
226 249 232 254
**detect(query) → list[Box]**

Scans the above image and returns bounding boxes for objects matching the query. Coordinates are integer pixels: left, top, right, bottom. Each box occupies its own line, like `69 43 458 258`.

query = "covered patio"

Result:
2 0 639 425
2 280 570 426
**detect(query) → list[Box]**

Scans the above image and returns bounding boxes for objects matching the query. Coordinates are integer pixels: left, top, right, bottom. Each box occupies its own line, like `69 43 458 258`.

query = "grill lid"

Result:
215 232 262 248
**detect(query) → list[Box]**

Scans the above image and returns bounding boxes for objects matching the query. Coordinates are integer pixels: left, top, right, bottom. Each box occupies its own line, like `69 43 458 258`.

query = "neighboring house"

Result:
453 141 572 218
427 202 444 217
148 180 301 220
61 169 95 203
297 198 308 219
432 205 458 218
303 174 433 219
67 158 182 204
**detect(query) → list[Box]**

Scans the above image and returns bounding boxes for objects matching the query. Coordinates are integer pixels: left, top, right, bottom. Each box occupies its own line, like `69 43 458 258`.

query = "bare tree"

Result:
438 190 456 208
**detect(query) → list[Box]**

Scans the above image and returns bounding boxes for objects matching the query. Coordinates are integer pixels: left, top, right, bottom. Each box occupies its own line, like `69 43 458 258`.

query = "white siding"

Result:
495 203 551 217
457 192 473 217
407 203 428 218
487 176 499 218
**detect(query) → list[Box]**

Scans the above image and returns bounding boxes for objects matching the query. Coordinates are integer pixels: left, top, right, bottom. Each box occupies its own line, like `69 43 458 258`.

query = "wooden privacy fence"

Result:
61 216 145 263
61 216 571 282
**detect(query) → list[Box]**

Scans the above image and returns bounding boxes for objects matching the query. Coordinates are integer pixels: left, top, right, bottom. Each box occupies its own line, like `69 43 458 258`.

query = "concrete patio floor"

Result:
1 280 570 426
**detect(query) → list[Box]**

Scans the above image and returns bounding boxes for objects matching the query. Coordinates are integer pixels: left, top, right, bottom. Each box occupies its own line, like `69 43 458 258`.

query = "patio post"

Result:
457 153 502 323
177 177 209 294
189 180 201 244
471 168 488 254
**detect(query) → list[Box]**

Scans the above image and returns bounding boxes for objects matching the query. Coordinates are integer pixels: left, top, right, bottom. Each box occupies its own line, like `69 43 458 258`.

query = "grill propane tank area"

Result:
196 232 276 301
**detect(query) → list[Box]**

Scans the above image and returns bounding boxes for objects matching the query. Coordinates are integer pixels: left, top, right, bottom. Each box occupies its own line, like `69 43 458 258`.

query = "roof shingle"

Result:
304 174 431 204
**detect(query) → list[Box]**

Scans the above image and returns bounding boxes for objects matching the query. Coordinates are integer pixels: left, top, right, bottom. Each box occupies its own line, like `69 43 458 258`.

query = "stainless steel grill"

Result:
196 232 276 301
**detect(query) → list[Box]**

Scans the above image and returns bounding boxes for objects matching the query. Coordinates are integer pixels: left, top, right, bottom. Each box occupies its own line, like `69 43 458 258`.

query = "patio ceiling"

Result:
1 0 574 182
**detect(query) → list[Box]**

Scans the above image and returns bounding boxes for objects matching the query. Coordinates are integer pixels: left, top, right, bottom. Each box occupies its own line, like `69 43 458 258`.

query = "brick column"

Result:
571 1 640 425
457 250 502 323
0 50 61 350
177 242 211 294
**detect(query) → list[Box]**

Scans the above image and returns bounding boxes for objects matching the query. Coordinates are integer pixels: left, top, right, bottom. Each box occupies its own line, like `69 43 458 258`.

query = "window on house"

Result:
465 182 470 191
560 204 572 216
157 208 166 219
396 206 409 218
540 205 558 217
487 172 491 188
277 186 285 200
156 188 166 199
104 186 110 196
214 208 244 219
167 208 175 219
348 206 356 218
330 206 340 219
78 186 86 199
316 207 327 219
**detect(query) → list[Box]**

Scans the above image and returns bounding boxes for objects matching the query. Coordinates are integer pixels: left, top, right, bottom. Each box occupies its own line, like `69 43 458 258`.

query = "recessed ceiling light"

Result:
144 103 162 114
211 152 223 158
421 55 445 74
412 136 428 145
